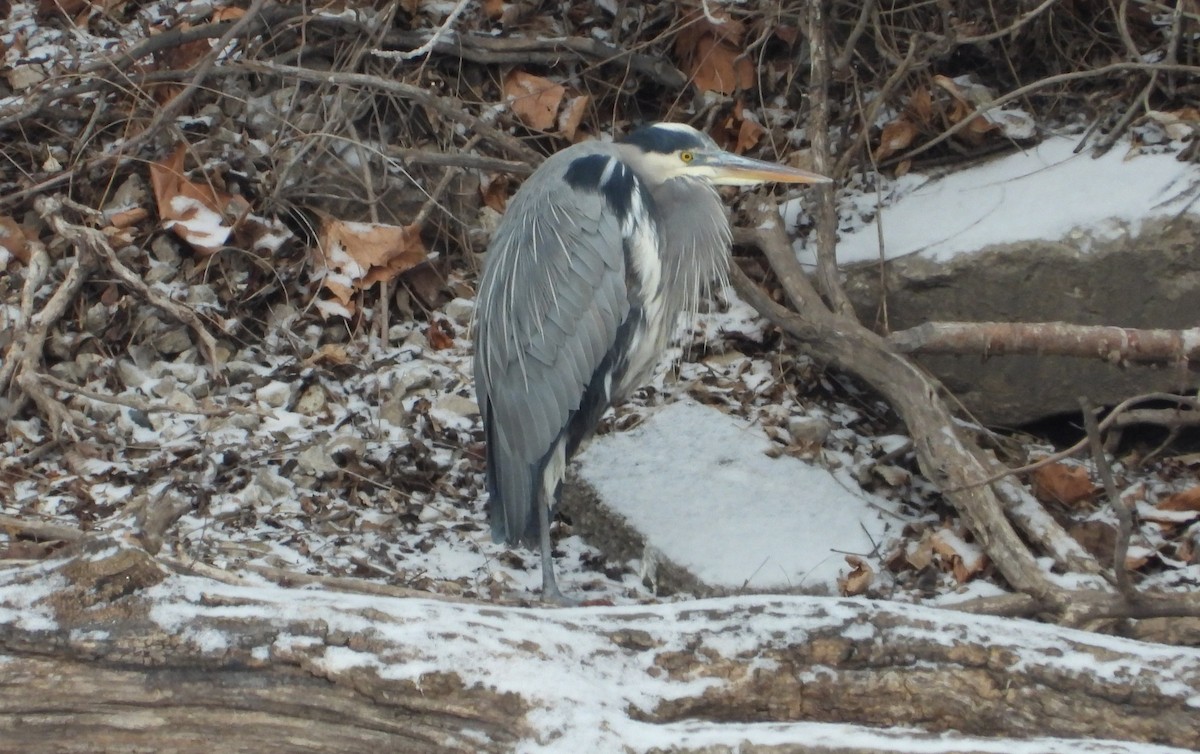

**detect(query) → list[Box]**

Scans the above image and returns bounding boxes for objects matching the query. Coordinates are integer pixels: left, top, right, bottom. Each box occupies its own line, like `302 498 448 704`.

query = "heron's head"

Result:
618 122 831 188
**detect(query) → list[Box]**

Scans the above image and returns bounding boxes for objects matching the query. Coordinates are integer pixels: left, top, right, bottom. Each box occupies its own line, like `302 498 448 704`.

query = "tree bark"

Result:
888 321 1200 365
2 541 1198 753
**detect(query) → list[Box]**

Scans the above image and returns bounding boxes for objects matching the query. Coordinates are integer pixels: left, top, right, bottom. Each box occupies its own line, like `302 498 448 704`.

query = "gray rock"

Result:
443 297 475 327
297 443 339 476
153 326 193 355
255 380 294 409
842 215 1200 425
295 383 327 415
788 416 832 446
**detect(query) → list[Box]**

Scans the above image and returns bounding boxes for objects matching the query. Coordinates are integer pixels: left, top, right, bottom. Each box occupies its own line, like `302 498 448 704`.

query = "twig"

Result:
376 0 472 61
955 391 1200 491
0 1 271 212
893 61 1200 164
835 35 919 180
1110 406 1200 429
1 198 101 438
86 219 224 378
0 513 86 543
805 0 855 317
386 147 533 176
381 31 688 90
833 0 876 72
955 0 1065 45
131 0 268 155
36 373 268 418
1079 396 1138 599
236 61 543 165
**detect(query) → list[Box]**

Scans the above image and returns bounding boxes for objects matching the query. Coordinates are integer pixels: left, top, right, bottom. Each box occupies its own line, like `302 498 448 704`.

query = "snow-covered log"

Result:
2 540 1198 754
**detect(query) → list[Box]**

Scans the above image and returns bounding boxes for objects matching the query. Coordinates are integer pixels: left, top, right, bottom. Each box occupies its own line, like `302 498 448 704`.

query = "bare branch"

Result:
888 321 1200 364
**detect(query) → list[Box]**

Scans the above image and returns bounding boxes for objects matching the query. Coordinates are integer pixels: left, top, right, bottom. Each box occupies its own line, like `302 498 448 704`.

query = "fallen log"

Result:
1 540 1198 753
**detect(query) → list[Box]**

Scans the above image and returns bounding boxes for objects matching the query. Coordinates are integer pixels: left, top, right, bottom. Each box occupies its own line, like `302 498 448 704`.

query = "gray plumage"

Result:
473 123 829 601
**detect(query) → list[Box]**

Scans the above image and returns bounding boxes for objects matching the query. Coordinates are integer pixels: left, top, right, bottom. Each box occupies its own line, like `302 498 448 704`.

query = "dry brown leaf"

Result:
313 218 427 317
735 116 764 155
678 8 746 46
688 36 754 94
1032 462 1098 507
773 25 800 46
1159 486 1200 513
481 173 510 213
837 555 874 596
674 10 754 95
873 119 918 161
931 529 987 583
107 207 149 229
1067 520 1117 561
303 343 352 368
1125 546 1153 572
149 145 249 255
158 22 212 71
909 87 934 126
481 0 505 21
904 533 935 570
0 215 32 264
426 319 455 350
932 74 965 101
504 70 565 132
558 94 590 141
212 6 245 21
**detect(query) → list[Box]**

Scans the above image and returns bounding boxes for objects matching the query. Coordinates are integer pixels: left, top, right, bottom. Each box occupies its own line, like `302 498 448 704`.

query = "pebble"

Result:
117 359 151 389
297 444 339 476
255 380 294 408
154 326 193 355
788 416 833 446
443 297 474 327
295 383 327 415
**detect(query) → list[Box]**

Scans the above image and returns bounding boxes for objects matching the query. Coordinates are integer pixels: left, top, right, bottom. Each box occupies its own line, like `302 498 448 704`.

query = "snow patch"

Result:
577 400 900 593
793 136 1199 266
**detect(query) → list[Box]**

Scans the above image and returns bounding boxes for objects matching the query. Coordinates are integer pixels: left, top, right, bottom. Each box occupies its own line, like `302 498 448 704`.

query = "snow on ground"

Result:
3 138 1197 609
577 399 903 593
786 134 1200 266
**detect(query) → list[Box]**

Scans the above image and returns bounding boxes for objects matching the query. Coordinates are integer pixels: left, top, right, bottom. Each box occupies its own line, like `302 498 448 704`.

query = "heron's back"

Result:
474 143 730 546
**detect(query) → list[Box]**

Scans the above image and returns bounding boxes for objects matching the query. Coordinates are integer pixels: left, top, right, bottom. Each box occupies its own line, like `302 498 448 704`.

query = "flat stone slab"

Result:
564 401 899 596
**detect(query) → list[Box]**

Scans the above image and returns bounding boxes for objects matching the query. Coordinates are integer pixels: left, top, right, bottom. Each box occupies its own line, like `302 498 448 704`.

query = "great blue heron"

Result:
474 122 830 602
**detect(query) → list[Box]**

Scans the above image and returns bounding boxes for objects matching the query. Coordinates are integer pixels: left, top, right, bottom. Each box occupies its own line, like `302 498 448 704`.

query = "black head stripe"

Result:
563 153 642 221
563 153 612 192
619 124 706 154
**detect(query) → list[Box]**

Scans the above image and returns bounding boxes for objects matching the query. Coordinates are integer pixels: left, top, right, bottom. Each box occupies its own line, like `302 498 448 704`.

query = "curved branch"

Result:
732 209 1107 600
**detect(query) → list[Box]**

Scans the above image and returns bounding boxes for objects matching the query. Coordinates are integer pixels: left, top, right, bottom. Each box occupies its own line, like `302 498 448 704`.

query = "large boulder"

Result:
815 138 1200 426
841 215 1200 426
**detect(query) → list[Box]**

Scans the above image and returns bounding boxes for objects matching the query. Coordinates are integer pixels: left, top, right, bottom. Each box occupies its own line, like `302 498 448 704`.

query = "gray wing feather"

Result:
474 147 631 544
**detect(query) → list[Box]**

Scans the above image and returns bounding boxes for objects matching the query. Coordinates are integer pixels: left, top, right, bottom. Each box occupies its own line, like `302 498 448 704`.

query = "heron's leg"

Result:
538 497 576 606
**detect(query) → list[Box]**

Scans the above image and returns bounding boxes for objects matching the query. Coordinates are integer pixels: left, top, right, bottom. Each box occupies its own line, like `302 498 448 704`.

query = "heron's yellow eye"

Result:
680 150 695 164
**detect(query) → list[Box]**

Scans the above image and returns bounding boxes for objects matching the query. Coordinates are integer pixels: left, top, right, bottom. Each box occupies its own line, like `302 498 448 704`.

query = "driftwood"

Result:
2 540 1199 754
888 321 1200 365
